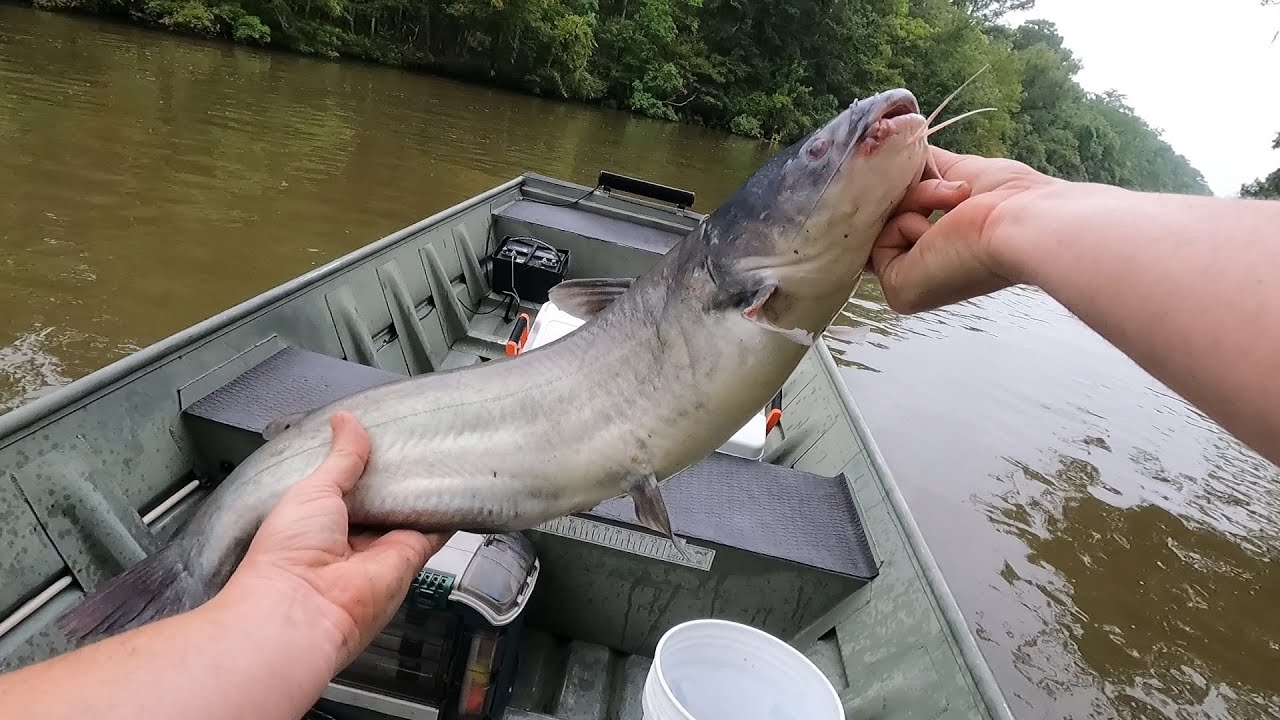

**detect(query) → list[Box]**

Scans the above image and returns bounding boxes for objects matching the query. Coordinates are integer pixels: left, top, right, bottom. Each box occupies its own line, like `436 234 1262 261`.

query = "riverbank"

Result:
10 0 615 116
8 0 1211 195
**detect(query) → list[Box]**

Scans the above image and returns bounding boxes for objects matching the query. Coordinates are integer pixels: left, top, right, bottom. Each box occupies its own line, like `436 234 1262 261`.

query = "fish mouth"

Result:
854 89 922 154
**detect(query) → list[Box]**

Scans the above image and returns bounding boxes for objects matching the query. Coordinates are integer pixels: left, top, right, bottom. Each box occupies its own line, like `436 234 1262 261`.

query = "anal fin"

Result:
626 473 690 560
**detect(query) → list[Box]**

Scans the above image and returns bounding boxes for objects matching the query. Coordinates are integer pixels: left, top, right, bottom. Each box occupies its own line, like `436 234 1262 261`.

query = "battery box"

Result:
311 532 540 720
490 236 569 304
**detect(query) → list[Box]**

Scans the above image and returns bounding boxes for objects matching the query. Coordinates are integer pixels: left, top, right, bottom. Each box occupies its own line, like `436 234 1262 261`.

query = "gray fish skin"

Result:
57 88 930 644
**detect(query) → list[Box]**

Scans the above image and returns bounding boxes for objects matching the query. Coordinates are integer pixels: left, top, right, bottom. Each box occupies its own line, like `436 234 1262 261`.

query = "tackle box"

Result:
310 531 540 720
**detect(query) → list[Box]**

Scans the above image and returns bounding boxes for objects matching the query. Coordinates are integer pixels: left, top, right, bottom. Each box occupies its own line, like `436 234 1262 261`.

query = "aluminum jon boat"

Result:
0 170 1013 720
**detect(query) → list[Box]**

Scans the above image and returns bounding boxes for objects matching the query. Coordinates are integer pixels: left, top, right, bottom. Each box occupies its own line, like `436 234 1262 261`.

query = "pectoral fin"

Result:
263 411 309 441
742 283 817 347
824 324 870 344
548 277 634 320
626 473 689 560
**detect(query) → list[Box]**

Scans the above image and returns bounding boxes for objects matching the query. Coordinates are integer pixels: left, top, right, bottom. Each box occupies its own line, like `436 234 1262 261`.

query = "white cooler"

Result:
517 299 770 461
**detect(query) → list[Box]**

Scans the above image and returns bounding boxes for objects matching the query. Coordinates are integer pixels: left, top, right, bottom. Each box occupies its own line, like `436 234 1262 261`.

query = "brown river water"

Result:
2 5 1277 718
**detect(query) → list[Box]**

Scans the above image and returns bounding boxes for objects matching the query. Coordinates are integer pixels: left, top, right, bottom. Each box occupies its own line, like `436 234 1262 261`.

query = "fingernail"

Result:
940 180 967 192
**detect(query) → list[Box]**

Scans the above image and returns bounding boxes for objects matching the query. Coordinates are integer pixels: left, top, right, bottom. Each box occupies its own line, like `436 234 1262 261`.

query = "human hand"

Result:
870 145 1062 313
220 412 451 671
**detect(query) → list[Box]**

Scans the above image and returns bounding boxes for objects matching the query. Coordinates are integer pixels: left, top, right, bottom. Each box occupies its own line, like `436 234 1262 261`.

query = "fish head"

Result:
703 88 929 336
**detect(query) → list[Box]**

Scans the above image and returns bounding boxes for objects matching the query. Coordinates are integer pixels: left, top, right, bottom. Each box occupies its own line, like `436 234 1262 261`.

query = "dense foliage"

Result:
30 0 1211 193
1239 132 1280 199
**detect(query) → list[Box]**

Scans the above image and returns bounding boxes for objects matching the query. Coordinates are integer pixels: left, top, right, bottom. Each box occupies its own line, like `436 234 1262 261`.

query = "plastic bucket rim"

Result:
649 618 842 720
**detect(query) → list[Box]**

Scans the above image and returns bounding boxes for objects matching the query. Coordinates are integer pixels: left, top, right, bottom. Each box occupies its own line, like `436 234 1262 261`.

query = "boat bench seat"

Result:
589 450 877 581
181 342 877 586
494 199 686 256
184 345 402 438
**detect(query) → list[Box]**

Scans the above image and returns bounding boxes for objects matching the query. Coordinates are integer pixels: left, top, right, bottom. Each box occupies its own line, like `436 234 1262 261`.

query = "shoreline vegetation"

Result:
19 0 1213 195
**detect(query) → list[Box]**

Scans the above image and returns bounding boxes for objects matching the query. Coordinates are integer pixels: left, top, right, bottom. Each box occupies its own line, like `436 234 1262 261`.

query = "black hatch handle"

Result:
597 170 696 210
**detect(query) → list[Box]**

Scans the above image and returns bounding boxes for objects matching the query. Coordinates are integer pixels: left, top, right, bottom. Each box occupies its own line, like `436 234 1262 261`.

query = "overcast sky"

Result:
1005 0 1280 196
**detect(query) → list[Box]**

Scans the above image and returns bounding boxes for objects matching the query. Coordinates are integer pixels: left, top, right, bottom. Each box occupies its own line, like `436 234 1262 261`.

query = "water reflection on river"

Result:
831 282 1280 718
3 5 1278 717
0 4 768 410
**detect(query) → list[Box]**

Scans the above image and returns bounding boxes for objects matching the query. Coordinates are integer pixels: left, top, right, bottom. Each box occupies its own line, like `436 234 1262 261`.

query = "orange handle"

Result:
765 391 783 434
505 313 531 356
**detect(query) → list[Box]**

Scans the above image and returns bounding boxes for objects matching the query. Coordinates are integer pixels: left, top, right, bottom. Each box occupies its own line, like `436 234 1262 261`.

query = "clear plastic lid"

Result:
419 531 540 627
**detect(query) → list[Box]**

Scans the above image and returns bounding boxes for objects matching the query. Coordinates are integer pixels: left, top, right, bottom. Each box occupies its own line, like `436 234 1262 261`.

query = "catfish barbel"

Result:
58 88 932 644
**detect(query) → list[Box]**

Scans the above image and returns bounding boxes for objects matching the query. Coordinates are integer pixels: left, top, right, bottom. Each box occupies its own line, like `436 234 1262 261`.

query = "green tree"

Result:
949 0 1035 23
23 0 1210 194
1239 132 1280 199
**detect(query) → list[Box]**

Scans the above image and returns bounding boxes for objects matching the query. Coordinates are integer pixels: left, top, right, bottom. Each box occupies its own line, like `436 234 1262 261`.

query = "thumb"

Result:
300 412 372 496
349 530 450 588
870 211 933 286
876 202 1014 314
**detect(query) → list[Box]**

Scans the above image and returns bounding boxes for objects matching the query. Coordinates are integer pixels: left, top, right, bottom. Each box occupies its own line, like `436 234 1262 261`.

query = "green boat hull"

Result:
0 172 1013 720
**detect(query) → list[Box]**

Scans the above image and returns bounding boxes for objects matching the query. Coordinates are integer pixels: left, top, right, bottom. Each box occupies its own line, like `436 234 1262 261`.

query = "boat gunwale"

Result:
814 341 1015 720
0 176 525 444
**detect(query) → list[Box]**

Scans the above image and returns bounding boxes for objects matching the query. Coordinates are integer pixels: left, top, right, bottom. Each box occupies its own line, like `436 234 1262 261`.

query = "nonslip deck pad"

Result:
588 452 877 581
184 346 404 435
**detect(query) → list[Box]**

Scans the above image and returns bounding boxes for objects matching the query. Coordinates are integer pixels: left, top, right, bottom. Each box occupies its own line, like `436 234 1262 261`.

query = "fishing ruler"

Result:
535 515 716 571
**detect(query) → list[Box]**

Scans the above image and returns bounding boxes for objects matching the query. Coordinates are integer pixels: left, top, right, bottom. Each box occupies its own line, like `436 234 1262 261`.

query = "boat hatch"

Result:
318 531 540 720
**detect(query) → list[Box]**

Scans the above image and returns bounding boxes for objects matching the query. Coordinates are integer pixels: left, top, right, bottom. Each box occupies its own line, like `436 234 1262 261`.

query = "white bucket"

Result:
641 619 842 720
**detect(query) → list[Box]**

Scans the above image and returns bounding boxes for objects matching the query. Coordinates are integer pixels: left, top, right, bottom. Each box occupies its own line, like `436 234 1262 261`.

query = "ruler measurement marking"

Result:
536 515 715 571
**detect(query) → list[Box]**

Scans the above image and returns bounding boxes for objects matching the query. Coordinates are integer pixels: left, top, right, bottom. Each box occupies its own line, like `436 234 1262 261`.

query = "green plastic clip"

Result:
409 569 456 611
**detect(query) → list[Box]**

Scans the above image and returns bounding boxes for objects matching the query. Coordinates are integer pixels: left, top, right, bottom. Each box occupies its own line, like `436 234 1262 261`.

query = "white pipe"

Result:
0 479 202 641
0 575 73 639
141 480 200 525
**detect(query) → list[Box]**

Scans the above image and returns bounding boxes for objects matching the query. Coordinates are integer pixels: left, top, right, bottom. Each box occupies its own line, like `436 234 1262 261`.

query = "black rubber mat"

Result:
185 345 877 581
588 452 878 581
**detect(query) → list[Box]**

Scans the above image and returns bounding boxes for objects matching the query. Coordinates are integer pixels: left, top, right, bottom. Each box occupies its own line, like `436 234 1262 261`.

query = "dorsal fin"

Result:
547 277 634 320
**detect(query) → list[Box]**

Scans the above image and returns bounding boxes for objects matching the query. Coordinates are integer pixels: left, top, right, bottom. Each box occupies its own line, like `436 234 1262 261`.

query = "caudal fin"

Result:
56 541 197 645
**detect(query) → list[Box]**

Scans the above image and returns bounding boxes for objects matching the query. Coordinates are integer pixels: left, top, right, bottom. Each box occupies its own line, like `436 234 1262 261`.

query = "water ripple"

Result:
838 276 1280 719
0 326 74 412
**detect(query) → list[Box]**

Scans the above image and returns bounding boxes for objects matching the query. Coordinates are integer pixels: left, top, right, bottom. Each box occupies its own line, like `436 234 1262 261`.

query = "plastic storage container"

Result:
313 532 540 720
641 619 842 720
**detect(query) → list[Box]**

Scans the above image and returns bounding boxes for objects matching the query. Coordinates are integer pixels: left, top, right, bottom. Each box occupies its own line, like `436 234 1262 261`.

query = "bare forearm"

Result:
994 182 1280 463
0 586 340 720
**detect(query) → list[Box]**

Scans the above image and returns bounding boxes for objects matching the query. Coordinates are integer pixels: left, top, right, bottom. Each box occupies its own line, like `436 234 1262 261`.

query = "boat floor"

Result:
499 627 846 720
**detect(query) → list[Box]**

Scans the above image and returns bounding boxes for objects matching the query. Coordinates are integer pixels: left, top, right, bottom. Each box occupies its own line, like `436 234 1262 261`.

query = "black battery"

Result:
490 236 569 304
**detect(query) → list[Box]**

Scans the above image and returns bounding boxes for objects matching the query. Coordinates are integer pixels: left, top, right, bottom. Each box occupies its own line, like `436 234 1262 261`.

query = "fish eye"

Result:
806 137 830 161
